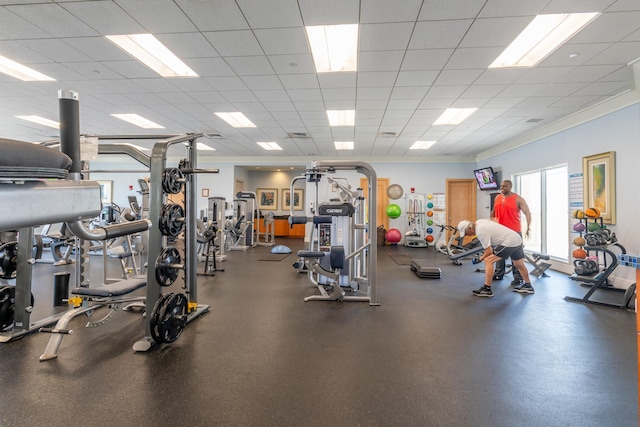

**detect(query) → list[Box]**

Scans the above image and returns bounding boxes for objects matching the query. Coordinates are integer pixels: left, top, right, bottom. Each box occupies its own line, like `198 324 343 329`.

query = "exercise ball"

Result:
427 194 433 199
426 227 433 234
385 228 402 244
386 204 402 219
572 209 585 219
427 220 433 226
585 207 601 218
572 222 586 232
572 248 588 259
427 210 433 217
587 222 601 232
427 202 434 209
426 235 434 242
573 237 586 247
386 184 403 200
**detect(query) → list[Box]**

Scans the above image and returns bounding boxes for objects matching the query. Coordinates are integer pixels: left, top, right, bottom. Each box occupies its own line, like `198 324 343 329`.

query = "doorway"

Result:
360 177 390 230
446 179 477 242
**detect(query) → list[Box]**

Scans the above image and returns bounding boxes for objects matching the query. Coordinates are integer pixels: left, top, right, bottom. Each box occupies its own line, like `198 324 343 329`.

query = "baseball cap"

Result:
457 220 472 236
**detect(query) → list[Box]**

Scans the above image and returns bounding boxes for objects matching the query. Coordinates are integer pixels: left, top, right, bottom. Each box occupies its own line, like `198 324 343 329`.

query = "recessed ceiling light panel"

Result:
306 24 358 73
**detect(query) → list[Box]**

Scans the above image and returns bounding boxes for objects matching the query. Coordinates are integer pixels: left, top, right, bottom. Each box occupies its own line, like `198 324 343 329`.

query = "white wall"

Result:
478 103 640 285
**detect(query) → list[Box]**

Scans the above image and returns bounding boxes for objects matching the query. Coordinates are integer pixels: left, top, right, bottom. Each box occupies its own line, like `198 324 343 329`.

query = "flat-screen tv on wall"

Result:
473 167 499 191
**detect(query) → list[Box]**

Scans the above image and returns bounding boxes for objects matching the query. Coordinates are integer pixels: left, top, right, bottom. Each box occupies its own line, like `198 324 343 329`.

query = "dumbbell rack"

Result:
133 134 216 352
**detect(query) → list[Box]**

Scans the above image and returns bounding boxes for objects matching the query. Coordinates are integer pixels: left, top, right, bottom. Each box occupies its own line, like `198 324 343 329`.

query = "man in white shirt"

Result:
457 219 534 298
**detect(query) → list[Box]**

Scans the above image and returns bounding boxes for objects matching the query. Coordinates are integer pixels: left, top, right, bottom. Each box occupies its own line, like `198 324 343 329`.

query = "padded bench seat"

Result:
71 276 146 297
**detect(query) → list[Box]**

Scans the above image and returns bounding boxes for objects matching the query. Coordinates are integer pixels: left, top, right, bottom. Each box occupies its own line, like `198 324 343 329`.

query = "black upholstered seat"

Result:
0 138 72 179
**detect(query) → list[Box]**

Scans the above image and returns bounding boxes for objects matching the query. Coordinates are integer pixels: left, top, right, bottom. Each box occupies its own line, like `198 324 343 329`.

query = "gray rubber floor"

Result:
0 239 636 426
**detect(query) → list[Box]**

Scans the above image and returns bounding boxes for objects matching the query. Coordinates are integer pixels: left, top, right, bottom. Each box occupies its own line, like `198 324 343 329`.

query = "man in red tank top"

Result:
491 180 532 288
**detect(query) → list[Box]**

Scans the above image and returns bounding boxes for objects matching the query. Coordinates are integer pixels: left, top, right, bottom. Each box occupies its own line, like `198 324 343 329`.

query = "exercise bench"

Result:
297 246 345 301
39 276 147 361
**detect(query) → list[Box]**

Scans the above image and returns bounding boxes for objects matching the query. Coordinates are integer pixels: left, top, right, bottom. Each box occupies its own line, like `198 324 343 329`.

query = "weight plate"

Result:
0 243 17 280
161 168 184 194
155 247 181 287
159 204 185 237
159 293 188 344
0 286 34 331
150 293 173 344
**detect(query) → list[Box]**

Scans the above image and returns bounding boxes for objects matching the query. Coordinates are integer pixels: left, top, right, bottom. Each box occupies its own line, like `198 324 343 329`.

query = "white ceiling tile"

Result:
62 36 137 62
478 0 548 17
549 95 602 108
515 67 576 84
540 43 613 67
482 97 527 108
357 72 398 87
322 88 356 101
254 28 309 55
204 76 249 91
360 0 423 23
0 6 50 39
497 84 549 97
298 0 360 25
569 11 640 44
418 98 455 109
409 20 473 49
390 86 429 99
129 78 179 92
598 65 631 82
622 27 640 42
174 0 248 31
17 38 91 62
189 92 228 104
268 54 316 74
585 41 640 65
387 99 421 109
419 0 486 20
445 47 504 69
401 49 454 70
460 17 534 48
324 100 355 109
219 91 259 103
356 99 389 110
279 74 319 90
515 97 564 108
64 1 146 34
572 80 630 96
226 56 275 76
158 33 220 59
433 69 483 85
100 60 159 78
238 0 303 28
115 0 197 32
241 75 284 90
554 65 624 83
204 31 262 57
186 58 237 77
474 68 528 85
318 73 357 88
359 51 405 72
7 3 98 37
293 101 326 111
462 85 506 98
360 22 414 51
533 83 588 96
287 89 323 102
396 70 439 86
262 101 296 111
357 87 393 99
253 90 290 102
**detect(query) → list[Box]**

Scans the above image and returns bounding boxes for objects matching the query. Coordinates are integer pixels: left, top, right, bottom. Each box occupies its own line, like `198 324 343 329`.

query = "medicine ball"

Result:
427 220 433 226
587 222 601 232
572 210 585 219
425 235 434 242
386 204 402 219
572 222 586 232
426 227 433 234
572 248 588 259
427 211 433 217
585 207 600 218
573 237 586 247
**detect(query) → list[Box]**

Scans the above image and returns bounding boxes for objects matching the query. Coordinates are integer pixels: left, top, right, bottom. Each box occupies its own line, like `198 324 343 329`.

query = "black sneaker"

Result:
473 286 494 298
514 283 535 294
510 279 523 287
493 275 503 281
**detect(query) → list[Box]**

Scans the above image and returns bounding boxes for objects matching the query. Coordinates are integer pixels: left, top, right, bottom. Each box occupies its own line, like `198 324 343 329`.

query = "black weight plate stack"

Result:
155 247 181 286
159 204 185 237
159 293 188 343
0 286 34 331
161 168 184 194
150 293 174 344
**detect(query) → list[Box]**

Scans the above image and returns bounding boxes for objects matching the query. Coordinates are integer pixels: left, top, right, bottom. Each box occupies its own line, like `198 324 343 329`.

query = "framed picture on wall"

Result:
583 151 616 224
257 188 278 210
97 180 112 204
282 188 304 211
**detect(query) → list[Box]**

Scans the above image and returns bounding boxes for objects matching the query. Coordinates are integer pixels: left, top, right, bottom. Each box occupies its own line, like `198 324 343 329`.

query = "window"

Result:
514 165 569 261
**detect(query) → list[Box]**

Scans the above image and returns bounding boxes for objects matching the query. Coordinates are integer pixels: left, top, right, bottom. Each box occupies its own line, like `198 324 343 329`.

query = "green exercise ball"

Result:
386 204 402 219
587 222 601 232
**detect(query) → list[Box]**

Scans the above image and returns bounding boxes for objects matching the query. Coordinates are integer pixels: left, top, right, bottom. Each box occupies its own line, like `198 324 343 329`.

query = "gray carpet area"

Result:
0 239 636 426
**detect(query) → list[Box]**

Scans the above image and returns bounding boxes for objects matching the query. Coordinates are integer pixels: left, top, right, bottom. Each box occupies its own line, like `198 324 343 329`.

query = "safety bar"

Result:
66 218 152 241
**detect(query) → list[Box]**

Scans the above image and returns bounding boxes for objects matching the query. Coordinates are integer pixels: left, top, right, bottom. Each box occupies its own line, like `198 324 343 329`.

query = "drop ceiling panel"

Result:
174 0 249 31
460 17 534 48
540 42 613 66
279 74 319 90
293 101 326 111
7 3 98 37
0 7 50 39
357 72 398 87
445 47 505 69
318 73 357 88
322 88 356 101
515 67 577 84
204 31 262 57
158 33 220 59
114 0 197 32
268 54 316 74
432 69 483 85
238 0 303 28
409 20 473 49
396 70 439 86
357 87 393 99
477 0 548 18
360 22 414 51
102 60 159 79
390 86 429 99
360 0 423 23
585 41 640 65
568 11 640 44
240 75 284 90
64 1 148 34
254 28 309 55
418 0 486 20
359 51 405 72
298 0 360 26
401 49 454 71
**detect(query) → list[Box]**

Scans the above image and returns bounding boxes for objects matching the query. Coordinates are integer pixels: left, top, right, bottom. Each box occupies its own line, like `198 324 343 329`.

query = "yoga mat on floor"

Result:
388 253 415 265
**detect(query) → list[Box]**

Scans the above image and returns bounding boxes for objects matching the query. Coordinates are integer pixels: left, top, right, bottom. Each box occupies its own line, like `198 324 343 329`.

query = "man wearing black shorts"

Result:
457 219 534 298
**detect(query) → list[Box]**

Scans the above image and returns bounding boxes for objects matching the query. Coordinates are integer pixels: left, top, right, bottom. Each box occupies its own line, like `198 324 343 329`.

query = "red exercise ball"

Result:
425 235 434 242
385 228 402 244
572 248 587 259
